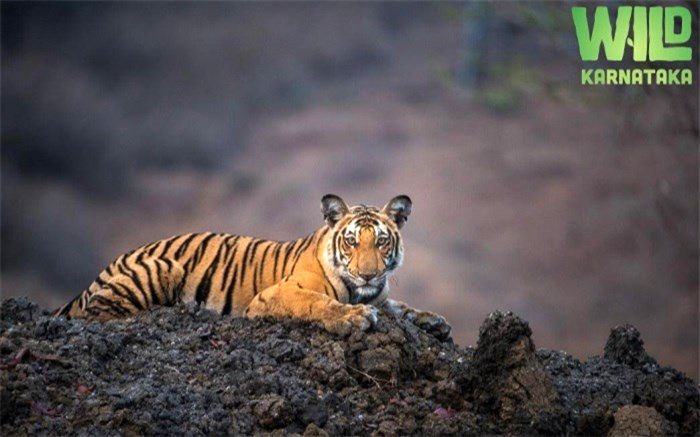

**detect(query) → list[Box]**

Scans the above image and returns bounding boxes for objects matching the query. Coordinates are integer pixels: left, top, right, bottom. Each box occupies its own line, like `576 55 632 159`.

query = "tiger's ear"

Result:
321 194 349 227
382 195 412 229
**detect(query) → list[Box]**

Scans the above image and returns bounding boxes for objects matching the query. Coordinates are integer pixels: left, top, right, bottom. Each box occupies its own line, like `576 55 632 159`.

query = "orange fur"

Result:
53 194 450 339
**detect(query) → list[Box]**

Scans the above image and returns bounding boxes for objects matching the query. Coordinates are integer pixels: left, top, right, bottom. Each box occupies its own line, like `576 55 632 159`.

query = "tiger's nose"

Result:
359 273 376 281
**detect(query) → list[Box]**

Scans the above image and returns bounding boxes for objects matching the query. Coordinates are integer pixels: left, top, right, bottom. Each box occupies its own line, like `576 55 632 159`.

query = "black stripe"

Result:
172 276 184 303
158 235 181 258
184 233 215 269
175 233 200 259
271 243 282 282
195 241 226 304
182 234 213 273
152 259 165 304
161 258 178 304
235 260 245 291
292 234 311 259
221 242 240 292
153 235 178 258
328 280 339 300
107 282 144 311
222 263 238 316
246 240 264 265
92 295 130 316
142 260 160 305
244 240 265 295
317 226 330 241
56 304 69 316
131 252 151 304
280 240 297 277
119 257 150 306
121 248 137 260
197 234 218 264
318 256 339 300
290 235 314 274
236 240 253 290
224 234 239 246
311 228 338 300
239 239 255 268
116 262 129 276
332 232 341 267
145 241 160 257
392 231 400 259
257 242 273 287
87 306 120 319
364 218 379 227
57 295 79 316
161 258 175 292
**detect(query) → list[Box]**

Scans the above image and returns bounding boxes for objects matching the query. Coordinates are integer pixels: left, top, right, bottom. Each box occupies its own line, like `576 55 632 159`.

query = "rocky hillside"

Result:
1 298 698 436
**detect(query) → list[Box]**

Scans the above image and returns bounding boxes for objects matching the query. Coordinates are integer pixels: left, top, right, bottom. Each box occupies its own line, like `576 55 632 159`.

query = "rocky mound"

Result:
1 298 698 436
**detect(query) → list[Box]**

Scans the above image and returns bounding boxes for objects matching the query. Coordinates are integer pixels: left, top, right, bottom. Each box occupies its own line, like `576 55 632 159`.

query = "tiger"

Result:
53 194 451 340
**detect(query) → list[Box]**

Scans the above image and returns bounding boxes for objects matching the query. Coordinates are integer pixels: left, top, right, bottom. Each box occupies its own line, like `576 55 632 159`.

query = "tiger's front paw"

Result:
324 304 378 337
412 311 451 341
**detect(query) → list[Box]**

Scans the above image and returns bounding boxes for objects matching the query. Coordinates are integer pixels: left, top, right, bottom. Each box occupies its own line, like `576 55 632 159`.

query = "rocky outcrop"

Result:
1 298 698 435
456 311 563 434
608 405 675 437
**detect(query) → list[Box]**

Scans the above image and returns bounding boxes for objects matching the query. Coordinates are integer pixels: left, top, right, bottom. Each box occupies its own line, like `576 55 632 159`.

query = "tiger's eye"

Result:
345 235 357 246
377 236 388 246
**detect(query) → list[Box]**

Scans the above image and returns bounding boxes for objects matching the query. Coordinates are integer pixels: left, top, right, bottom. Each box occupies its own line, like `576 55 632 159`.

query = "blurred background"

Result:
1 2 697 378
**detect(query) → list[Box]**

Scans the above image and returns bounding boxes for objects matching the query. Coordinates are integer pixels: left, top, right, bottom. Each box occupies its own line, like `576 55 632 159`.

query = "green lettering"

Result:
632 69 643 84
581 69 593 85
632 7 648 61
594 69 605 84
643 69 655 83
649 7 692 61
665 7 691 45
619 69 630 84
656 69 667 84
668 69 680 84
572 6 631 61
681 69 692 85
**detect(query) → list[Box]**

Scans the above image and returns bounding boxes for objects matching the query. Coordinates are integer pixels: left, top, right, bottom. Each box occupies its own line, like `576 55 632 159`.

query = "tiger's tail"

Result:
52 291 87 319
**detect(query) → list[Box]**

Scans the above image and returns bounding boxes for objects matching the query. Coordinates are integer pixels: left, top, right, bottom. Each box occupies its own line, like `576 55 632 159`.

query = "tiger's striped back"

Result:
54 194 413 328
54 228 331 319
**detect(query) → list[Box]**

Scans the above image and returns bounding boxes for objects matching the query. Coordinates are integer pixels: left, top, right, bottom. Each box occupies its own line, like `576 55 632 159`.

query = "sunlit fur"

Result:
53 195 411 329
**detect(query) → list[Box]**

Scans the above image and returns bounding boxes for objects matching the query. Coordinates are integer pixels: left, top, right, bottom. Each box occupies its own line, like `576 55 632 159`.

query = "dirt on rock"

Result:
1 297 698 436
608 405 675 437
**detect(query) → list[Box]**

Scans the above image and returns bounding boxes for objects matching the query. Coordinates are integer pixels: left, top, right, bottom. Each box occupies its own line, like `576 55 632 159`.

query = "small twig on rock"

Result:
31 351 70 366
0 347 71 370
0 347 30 370
347 365 388 390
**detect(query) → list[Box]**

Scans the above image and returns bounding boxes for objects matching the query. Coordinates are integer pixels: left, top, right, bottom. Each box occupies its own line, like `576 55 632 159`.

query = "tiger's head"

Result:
321 194 412 305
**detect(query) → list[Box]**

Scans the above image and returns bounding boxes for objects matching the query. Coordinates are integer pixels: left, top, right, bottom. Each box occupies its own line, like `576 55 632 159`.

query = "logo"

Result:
571 6 693 85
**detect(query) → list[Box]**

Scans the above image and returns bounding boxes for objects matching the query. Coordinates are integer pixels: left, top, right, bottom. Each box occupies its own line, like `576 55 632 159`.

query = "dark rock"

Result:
0 298 697 436
253 394 294 429
303 422 329 436
604 324 654 368
459 310 564 433
1 297 41 327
